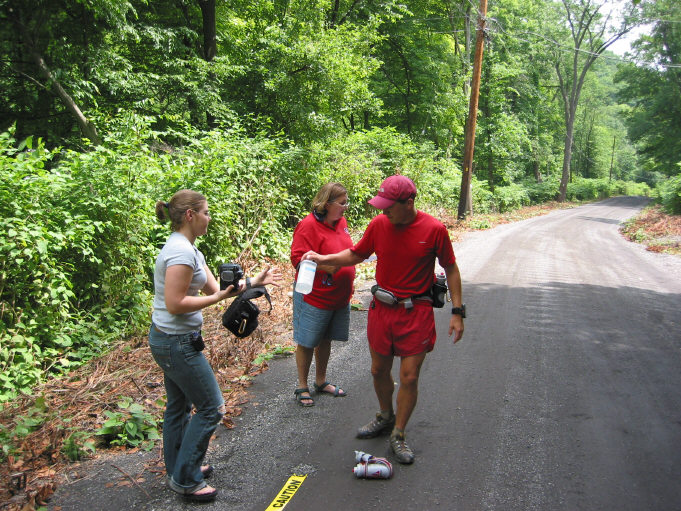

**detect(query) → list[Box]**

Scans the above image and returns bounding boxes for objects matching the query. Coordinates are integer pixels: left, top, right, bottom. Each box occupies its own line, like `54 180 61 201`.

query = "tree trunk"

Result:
197 0 217 61
557 105 576 201
28 40 100 145
197 0 217 126
584 115 594 179
534 159 542 183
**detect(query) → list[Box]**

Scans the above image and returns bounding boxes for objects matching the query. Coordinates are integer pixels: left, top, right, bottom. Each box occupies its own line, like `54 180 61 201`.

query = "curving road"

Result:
50 197 681 511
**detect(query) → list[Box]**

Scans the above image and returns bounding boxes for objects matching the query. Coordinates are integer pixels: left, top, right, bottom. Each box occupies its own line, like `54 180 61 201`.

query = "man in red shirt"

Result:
303 175 464 464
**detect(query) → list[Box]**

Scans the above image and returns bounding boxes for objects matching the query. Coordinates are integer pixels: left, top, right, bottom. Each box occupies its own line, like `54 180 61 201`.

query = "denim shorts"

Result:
292 290 350 348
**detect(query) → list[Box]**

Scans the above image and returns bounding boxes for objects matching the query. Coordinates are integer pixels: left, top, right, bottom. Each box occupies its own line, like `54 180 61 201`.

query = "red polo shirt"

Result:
291 213 356 310
351 211 455 299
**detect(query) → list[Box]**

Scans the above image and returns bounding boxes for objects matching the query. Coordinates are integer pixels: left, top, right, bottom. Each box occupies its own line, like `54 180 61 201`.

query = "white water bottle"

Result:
295 260 317 294
355 450 375 463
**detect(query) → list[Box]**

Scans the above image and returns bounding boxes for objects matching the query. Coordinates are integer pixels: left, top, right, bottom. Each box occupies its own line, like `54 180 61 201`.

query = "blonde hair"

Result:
311 182 347 216
155 189 207 231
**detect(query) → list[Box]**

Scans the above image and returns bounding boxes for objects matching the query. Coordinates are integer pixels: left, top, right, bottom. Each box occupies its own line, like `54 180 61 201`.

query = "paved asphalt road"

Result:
50 196 681 511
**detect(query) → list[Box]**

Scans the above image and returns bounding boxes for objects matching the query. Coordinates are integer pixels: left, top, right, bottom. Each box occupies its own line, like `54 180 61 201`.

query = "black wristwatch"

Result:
451 304 466 318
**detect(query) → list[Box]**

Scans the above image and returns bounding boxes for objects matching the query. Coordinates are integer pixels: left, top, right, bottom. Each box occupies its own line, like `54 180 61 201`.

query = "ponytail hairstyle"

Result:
310 182 347 216
155 189 207 231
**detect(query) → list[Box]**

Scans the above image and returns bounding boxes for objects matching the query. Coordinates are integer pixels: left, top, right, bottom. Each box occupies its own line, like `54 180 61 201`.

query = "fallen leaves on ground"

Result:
620 204 681 255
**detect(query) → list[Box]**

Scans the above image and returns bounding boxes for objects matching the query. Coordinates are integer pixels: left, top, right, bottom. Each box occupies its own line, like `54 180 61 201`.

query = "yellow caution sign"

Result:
265 474 307 510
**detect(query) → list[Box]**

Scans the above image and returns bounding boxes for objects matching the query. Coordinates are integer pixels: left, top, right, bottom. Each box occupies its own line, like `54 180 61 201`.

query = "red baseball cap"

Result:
368 175 417 209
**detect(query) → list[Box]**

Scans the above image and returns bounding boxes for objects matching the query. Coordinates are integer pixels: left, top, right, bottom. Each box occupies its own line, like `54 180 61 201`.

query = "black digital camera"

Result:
219 263 244 290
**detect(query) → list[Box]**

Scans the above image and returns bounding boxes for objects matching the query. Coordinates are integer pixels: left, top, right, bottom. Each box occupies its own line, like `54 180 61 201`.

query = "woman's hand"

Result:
213 285 240 301
252 265 281 287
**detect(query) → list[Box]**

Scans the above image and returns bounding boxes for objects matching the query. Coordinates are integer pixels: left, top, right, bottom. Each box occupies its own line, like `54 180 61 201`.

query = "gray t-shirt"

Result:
152 232 207 334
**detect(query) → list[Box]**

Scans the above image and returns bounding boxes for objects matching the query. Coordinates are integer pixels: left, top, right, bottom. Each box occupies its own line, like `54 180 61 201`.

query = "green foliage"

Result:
96 396 160 449
0 127 156 401
658 174 681 215
491 184 532 212
615 0 681 177
62 430 97 462
304 129 418 222
285 128 457 227
566 177 651 201
416 157 463 213
167 126 297 261
567 177 612 201
0 397 48 461
467 217 492 230
0 118 296 400
253 344 295 365
524 179 560 203
462 180 532 214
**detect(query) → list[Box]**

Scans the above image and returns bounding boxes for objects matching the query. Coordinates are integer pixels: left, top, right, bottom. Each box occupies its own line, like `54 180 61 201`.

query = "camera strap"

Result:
240 286 273 312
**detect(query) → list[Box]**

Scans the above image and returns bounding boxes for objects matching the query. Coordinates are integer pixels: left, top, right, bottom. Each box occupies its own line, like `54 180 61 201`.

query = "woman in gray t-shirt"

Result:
150 189 279 502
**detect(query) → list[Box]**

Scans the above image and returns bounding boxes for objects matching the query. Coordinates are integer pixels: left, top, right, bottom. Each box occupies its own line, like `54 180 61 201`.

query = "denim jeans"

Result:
148 324 224 493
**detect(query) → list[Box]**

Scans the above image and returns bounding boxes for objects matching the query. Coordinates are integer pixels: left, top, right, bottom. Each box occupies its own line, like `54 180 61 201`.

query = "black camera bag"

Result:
221 286 272 338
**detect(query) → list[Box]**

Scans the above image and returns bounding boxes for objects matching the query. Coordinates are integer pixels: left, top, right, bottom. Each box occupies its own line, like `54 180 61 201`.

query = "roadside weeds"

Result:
620 204 681 255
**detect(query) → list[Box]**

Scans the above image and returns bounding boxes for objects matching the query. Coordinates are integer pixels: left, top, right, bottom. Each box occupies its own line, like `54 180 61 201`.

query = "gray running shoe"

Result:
356 412 396 439
390 432 415 464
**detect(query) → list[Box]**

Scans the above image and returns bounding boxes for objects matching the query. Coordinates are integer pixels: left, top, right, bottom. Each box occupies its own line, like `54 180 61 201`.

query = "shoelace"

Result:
391 436 412 454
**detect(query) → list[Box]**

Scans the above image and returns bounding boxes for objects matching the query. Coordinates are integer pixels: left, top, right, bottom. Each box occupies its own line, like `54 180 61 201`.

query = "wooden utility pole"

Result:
457 0 488 220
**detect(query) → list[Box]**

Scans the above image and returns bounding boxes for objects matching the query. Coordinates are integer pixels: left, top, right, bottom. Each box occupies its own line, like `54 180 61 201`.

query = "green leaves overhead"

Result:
615 0 681 178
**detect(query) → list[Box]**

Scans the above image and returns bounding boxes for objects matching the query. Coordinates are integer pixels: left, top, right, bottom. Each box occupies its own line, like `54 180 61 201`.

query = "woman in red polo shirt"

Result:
290 182 356 406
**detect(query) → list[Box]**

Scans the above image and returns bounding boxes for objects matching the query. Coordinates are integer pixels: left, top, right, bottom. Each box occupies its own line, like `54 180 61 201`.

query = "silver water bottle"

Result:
353 460 393 479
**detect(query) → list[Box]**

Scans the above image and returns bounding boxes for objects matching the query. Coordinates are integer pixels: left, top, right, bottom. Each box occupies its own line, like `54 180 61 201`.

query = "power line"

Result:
398 13 681 69
494 24 681 69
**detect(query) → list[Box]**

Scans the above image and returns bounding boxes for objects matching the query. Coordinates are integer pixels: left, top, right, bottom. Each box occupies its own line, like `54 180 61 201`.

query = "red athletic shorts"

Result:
367 298 436 357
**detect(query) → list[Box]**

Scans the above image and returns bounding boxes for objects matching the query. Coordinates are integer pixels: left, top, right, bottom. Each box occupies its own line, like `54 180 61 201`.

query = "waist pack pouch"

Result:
431 281 448 308
370 284 399 306
221 286 272 338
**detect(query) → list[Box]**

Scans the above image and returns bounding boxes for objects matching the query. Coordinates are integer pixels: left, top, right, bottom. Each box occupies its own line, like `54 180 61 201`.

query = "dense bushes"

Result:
566 177 651 201
658 174 681 215
0 122 298 401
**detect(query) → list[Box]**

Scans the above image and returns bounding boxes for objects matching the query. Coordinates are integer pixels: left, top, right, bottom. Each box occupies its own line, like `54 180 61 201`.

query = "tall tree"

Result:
551 0 638 201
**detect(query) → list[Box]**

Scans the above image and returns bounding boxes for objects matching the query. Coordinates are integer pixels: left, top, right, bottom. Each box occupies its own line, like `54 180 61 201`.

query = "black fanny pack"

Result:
221 286 272 338
371 276 447 309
